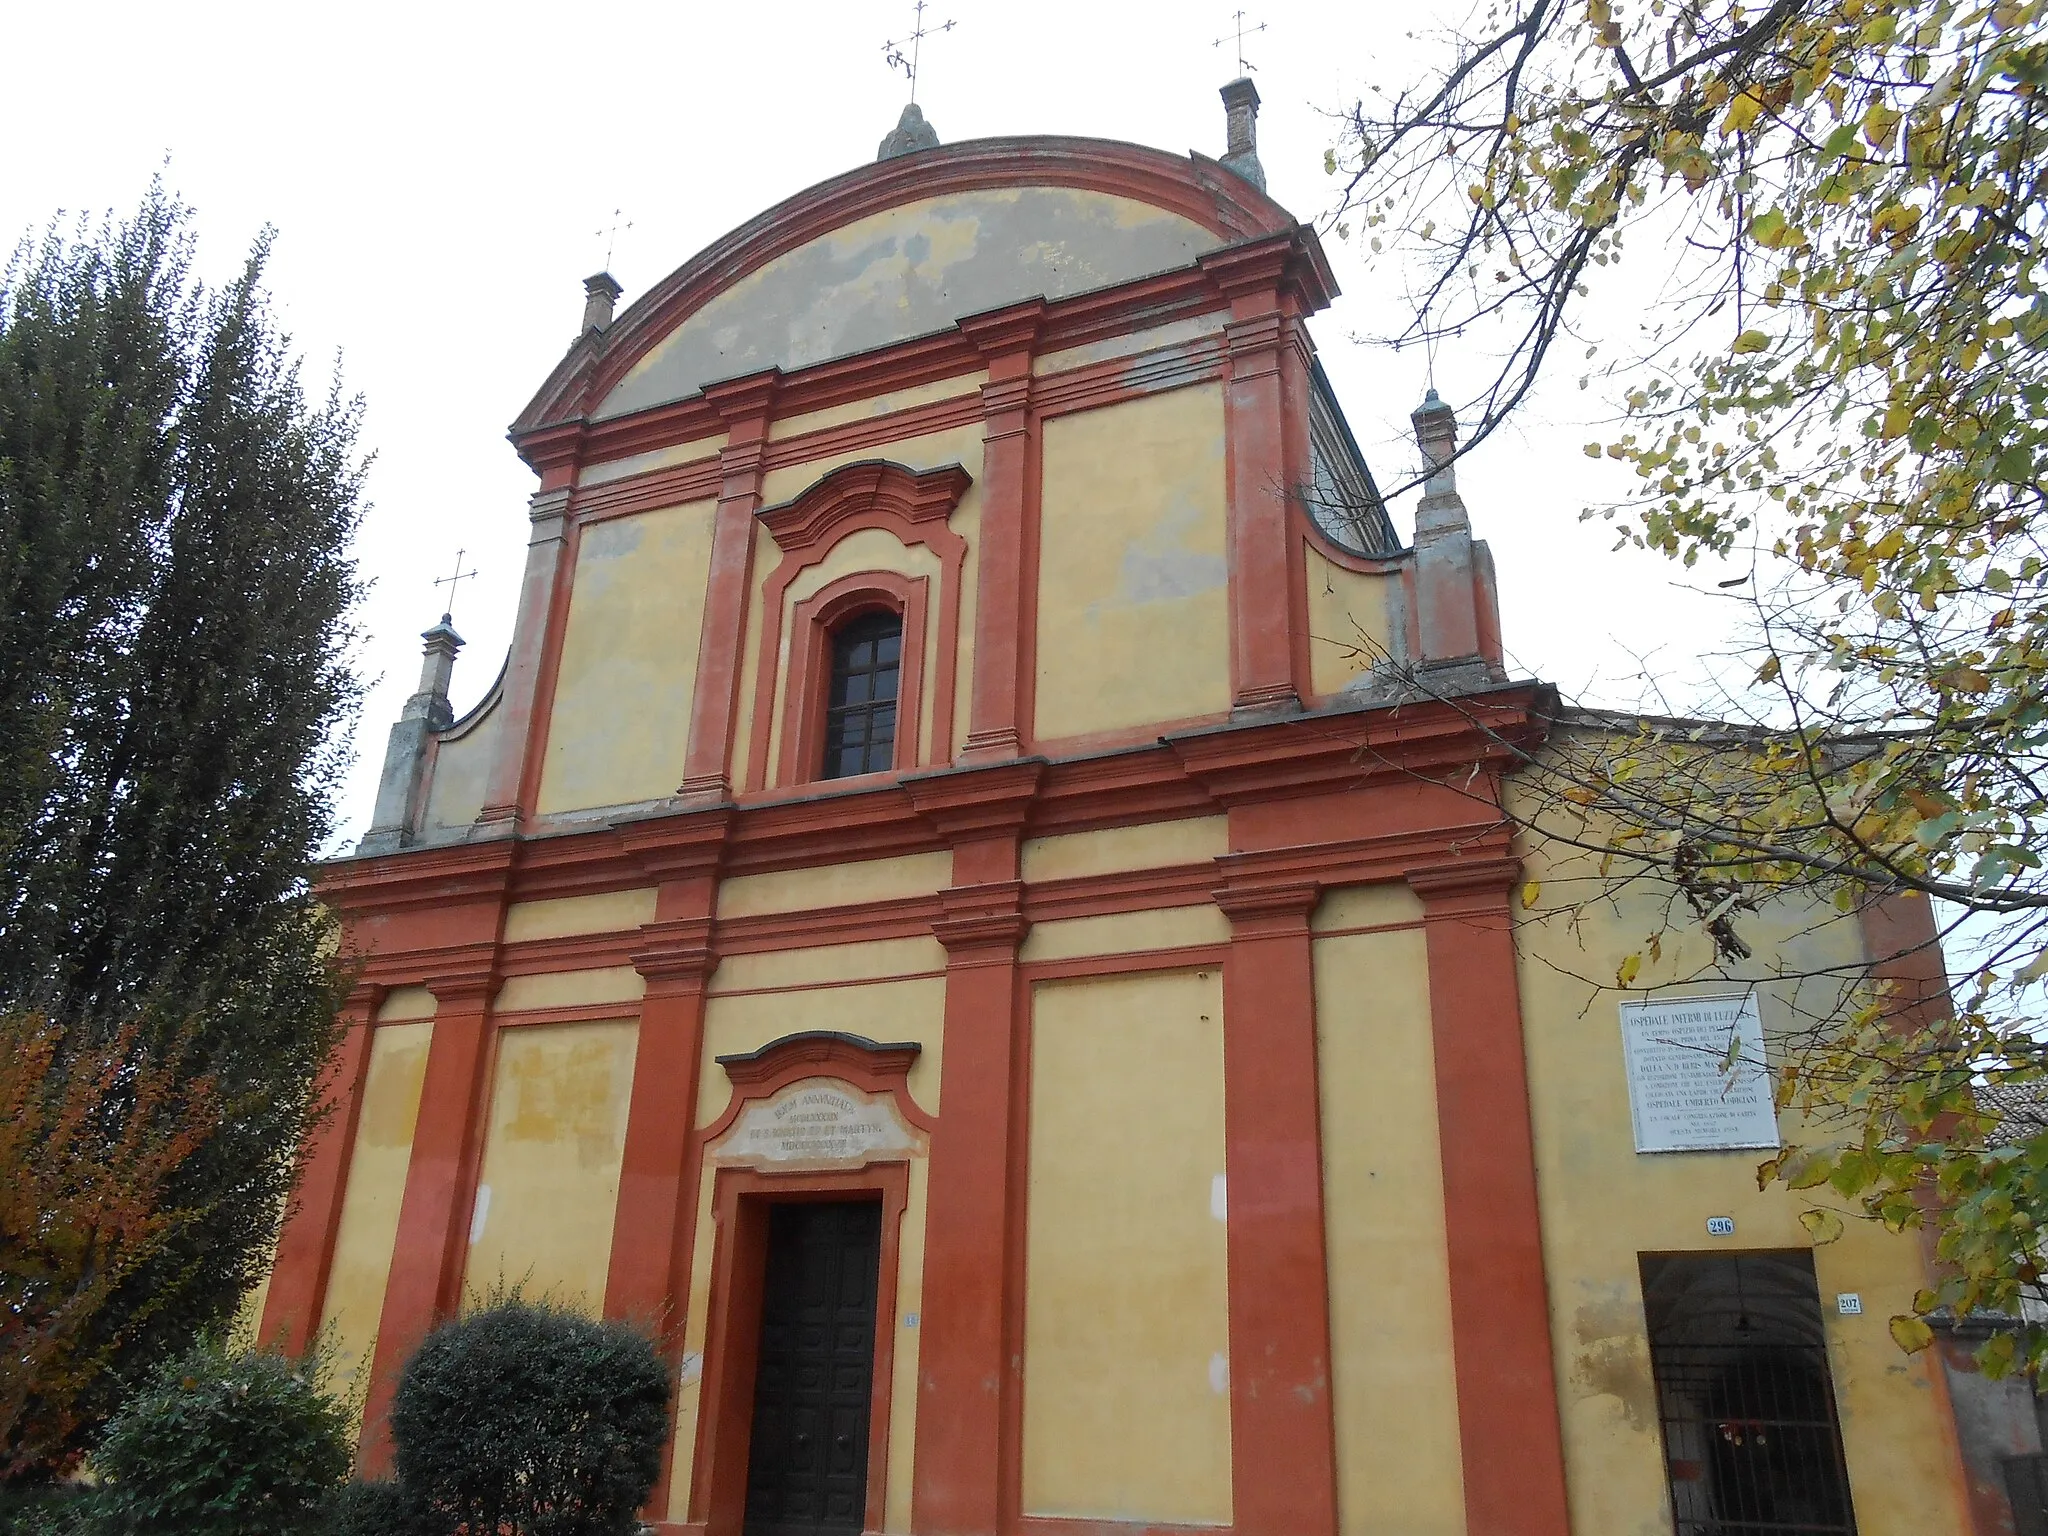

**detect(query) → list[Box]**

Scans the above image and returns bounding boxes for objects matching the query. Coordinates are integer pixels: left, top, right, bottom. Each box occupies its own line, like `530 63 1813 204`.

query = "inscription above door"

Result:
744 1200 883 1536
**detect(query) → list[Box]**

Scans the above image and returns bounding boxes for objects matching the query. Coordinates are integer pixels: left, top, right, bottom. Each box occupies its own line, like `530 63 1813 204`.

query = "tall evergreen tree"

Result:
0 186 365 1471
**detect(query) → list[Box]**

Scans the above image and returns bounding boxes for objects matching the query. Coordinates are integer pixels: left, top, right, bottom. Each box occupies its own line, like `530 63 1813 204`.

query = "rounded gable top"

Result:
518 136 1298 433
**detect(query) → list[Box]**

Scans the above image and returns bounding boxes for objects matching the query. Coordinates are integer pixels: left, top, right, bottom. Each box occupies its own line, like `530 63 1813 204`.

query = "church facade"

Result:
255 88 2020 1536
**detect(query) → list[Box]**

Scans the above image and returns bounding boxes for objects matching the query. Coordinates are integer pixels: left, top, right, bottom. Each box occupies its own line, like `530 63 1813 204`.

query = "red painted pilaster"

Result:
478 484 576 829
607 812 732 1522
959 305 1043 762
1407 857 1571 1536
1212 868 1338 1536
358 969 500 1473
681 371 779 799
259 984 381 1356
1201 239 1318 714
908 761 1042 1536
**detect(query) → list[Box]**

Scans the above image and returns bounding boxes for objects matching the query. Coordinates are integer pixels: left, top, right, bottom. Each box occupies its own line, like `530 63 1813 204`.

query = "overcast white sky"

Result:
3 0 1741 849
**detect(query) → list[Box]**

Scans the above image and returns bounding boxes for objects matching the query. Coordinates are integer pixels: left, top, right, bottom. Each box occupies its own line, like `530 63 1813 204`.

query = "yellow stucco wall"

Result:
1313 917 1467 1536
538 498 716 814
578 432 723 488
1032 311 1227 376
317 1019 433 1424
1035 385 1230 741
422 703 499 835
502 888 658 942
1304 542 1400 697
1021 968 1232 1524
463 1020 637 1314
665 965 945 1527
494 966 645 1012
715 852 952 919
1020 815 1228 883
1510 803 1972 1536
769 373 985 441
1020 903 1227 964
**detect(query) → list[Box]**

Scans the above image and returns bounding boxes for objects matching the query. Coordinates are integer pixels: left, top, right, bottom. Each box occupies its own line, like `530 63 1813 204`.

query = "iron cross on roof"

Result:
596 208 633 271
433 548 478 625
882 0 956 105
1215 8 1267 75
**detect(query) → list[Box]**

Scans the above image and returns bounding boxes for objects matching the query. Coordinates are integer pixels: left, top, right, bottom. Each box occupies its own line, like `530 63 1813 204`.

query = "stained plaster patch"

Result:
600 188 1221 419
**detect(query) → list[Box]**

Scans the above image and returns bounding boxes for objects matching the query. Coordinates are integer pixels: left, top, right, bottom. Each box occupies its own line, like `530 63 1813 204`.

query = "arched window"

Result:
821 612 903 779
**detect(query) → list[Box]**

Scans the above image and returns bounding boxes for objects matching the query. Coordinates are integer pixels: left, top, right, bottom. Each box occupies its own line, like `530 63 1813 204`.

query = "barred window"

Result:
821 612 902 779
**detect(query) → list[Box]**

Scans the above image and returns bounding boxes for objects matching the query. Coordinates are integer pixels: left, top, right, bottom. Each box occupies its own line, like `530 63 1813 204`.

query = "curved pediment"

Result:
517 137 1295 433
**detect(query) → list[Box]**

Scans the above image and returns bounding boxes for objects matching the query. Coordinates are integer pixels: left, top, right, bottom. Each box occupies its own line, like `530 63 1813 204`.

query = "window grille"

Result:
822 612 902 779
1642 1252 1858 1536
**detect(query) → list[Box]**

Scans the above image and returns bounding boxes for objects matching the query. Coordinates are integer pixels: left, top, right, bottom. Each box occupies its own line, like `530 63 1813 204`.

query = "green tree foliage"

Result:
389 1300 670 1536
88 1336 353 1536
0 185 365 1464
1334 0 2048 1366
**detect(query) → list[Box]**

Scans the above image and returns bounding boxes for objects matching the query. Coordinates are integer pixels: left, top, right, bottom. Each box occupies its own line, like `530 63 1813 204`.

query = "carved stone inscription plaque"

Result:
1621 994 1780 1154
711 1077 919 1169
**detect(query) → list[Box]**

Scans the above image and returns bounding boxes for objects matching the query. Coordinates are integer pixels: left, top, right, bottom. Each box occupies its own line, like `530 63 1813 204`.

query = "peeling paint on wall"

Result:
601 189 1221 419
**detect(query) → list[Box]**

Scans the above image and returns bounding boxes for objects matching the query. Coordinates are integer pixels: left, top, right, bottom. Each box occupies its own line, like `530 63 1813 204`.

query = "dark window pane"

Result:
822 611 903 779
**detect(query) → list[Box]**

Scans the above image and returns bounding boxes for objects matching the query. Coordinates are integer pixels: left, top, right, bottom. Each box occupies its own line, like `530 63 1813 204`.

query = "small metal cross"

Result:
882 0 956 105
1214 9 1267 75
433 548 478 624
596 208 633 270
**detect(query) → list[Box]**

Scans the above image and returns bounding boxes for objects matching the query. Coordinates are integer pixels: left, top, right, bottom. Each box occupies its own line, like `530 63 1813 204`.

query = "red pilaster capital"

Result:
703 369 781 440
931 880 1029 961
618 805 734 887
1212 873 1321 937
959 298 1046 368
1405 856 1523 917
907 758 1046 845
1198 228 1337 316
631 915 720 992
424 961 500 1015
342 981 386 1023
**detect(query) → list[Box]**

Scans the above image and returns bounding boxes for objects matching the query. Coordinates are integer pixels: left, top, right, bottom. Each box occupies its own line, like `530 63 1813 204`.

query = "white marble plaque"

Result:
1620 994 1780 1154
711 1077 919 1169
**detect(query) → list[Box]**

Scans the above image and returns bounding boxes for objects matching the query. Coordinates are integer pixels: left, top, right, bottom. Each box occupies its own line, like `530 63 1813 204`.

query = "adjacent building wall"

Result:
1510 807 1975 1536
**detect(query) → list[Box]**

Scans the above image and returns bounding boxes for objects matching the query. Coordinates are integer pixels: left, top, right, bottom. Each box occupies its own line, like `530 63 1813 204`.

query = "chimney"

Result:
878 101 940 161
359 617 465 856
1220 78 1266 191
581 271 623 334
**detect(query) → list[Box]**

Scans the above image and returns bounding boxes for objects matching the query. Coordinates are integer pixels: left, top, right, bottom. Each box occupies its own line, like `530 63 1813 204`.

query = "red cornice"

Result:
758 461 973 556
315 689 1552 938
716 1030 924 1090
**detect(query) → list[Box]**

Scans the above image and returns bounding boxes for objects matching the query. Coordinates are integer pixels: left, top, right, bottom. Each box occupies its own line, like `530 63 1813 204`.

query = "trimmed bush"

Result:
317 1479 411 1536
390 1300 669 1536
88 1336 353 1536
0 1483 88 1536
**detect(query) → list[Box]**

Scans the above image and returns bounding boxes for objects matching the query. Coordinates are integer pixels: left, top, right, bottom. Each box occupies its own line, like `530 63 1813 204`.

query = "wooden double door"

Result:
743 1200 883 1536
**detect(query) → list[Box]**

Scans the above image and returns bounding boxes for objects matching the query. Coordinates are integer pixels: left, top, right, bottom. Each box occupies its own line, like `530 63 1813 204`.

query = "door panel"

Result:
745 1201 883 1536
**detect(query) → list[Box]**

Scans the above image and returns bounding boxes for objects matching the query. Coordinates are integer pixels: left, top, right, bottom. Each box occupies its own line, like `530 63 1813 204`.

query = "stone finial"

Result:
581 271 623 334
878 102 940 161
1411 387 1459 497
359 617 467 856
1220 78 1267 192
417 615 464 705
